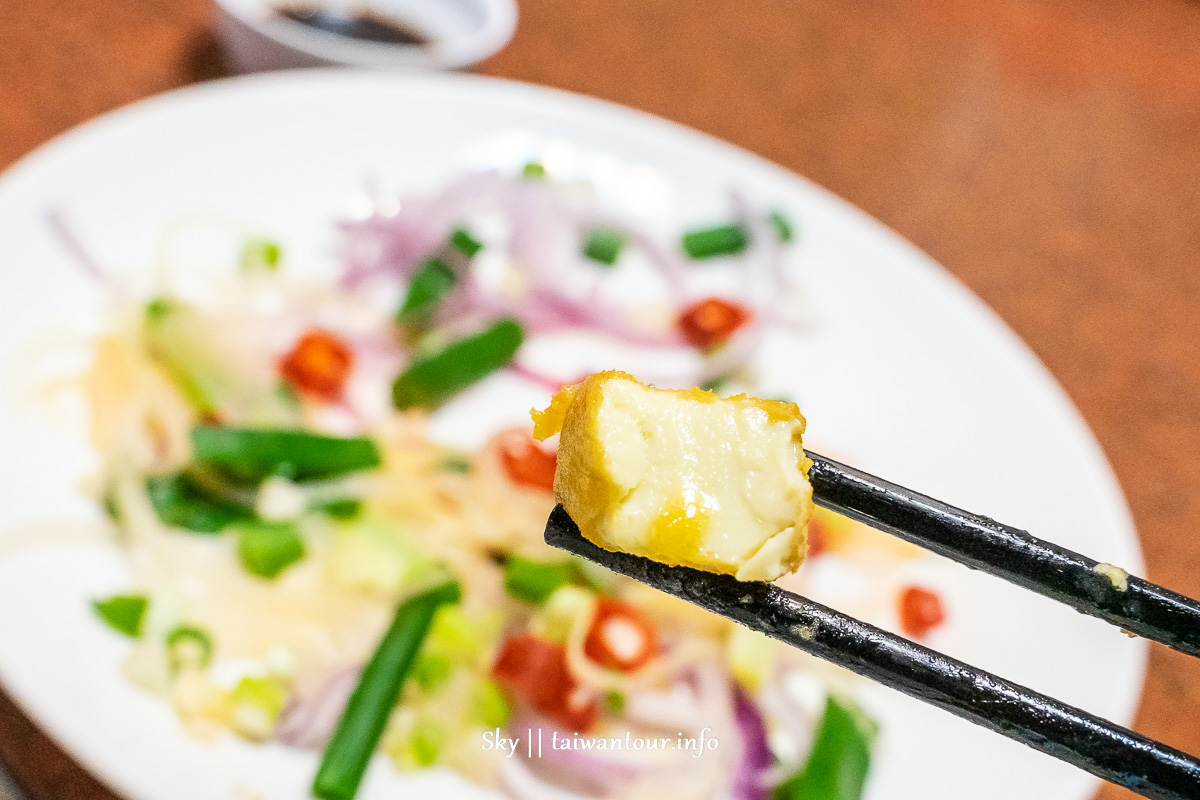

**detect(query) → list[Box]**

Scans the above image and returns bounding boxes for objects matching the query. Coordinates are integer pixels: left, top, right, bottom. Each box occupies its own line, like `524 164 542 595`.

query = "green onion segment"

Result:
503 556 577 604
92 594 149 637
316 499 363 521
147 473 253 533
313 581 462 800
240 239 282 272
391 318 524 410
681 224 750 259
769 210 795 243
397 258 457 325
166 624 215 672
582 227 627 266
450 228 484 258
700 373 732 393
191 427 381 484
772 695 876 800
439 454 472 474
235 520 306 579
522 162 546 180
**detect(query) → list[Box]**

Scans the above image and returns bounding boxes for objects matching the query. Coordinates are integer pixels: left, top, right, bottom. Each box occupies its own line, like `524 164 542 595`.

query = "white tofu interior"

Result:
592 379 810 580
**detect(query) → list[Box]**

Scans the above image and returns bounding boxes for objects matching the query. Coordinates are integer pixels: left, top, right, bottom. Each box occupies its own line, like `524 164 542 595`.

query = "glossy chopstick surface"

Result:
544 505 1200 800
805 452 1200 658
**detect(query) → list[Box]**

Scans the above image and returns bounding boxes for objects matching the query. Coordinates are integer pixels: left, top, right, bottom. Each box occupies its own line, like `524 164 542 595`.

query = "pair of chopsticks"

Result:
543 451 1200 800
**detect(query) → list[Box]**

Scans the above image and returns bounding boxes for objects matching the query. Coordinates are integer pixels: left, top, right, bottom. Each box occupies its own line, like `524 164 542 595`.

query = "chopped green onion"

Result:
235 519 306 579
391 318 524 410
425 606 482 658
92 594 148 638
144 297 172 321
769 210 795 243
522 161 546 180
570 555 618 594
504 556 576 604
191 427 381 484
328 519 437 596
681 224 750 259
411 652 453 692
313 581 461 800
440 454 472 474
772 696 876 800
471 678 511 728
165 624 214 672
316 499 363 520
582 227 627 266
146 473 253 533
700 373 733 393
410 718 448 767
604 690 627 716
397 258 456 325
101 484 121 522
230 675 288 740
240 238 282 272
530 585 596 644
143 300 299 423
450 228 484 258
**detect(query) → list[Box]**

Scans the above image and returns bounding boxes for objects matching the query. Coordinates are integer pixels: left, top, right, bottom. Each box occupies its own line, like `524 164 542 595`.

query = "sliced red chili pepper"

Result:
678 297 752 350
492 633 598 731
279 328 354 402
583 597 658 673
498 430 557 492
898 586 946 638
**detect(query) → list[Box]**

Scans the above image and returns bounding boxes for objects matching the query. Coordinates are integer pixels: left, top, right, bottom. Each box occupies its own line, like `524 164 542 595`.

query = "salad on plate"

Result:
62 160 948 800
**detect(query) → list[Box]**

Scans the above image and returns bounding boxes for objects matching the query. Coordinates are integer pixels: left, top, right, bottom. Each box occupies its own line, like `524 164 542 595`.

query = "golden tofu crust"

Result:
533 371 814 581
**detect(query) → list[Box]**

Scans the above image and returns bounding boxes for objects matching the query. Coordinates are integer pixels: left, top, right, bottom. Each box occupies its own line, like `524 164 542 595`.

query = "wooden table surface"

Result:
2 1 1200 798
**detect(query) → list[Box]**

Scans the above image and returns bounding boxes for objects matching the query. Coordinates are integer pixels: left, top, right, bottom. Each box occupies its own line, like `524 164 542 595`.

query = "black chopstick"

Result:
544 505 1200 800
805 452 1200 658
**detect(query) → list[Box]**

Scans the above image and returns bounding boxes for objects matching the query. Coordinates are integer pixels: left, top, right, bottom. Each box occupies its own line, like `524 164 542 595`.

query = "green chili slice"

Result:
313 581 461 800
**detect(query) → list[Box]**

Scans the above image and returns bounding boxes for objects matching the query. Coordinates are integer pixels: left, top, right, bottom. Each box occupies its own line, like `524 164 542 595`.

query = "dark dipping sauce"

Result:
277 7 429 46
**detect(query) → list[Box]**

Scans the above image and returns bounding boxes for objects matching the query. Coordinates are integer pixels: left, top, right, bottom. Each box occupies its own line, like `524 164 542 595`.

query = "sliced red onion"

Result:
571 209 692 297
339 171 786 391
731 690 772 800
622 683 705 733
275 664 361 750
45 208 106 282
507 362 586 393
511 716 647 787
758 678 816 772
501 753 605 800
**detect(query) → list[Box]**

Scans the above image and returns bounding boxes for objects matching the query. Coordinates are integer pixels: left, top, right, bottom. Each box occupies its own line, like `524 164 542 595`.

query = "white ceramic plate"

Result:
0 71 1146 800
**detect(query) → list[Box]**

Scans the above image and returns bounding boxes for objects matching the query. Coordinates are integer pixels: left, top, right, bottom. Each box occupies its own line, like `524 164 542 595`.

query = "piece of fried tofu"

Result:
532 371 813 582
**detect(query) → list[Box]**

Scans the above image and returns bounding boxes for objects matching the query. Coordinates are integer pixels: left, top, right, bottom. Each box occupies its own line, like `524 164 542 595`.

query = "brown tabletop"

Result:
2 1 1200 798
